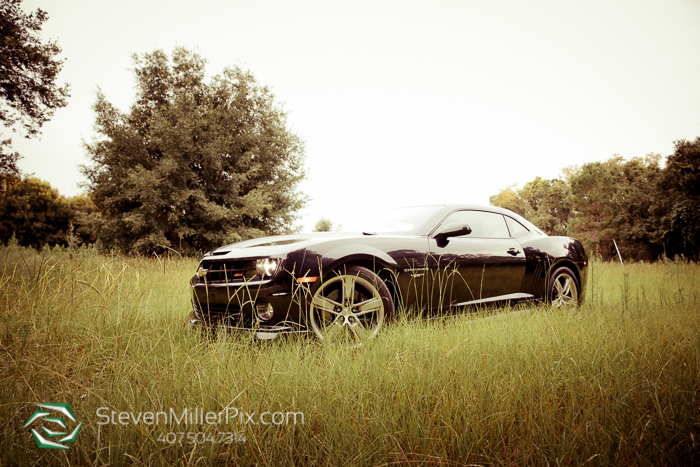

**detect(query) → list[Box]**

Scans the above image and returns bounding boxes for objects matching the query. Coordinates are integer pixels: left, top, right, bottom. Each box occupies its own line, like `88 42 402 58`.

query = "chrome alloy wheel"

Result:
309 267 389 342
550 269 579 307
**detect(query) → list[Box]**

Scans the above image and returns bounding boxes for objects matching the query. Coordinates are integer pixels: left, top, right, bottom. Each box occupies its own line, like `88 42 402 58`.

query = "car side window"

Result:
441 211 510 238
505 216 530 238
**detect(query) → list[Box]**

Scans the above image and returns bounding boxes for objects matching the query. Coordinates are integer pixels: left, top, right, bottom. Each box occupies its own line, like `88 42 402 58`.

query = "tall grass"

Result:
1 246 699 466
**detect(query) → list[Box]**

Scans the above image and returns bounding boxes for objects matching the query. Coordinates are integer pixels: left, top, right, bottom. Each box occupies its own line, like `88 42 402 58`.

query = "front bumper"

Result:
187 311 310 339
189 273 311 335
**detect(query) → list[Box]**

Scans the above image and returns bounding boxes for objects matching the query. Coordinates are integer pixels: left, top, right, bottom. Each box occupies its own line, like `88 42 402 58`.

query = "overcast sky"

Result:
12 0 700 232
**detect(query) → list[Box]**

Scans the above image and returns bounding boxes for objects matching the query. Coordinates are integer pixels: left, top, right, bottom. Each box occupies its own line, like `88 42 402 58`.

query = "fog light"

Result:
256 301 274 322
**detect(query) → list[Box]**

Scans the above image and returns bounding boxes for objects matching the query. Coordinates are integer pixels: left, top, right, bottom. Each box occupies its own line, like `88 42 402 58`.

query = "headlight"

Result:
256 258 280 277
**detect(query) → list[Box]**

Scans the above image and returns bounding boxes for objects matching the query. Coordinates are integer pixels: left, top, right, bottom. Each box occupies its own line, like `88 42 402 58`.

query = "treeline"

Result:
490 137 700 261
0 177 98 249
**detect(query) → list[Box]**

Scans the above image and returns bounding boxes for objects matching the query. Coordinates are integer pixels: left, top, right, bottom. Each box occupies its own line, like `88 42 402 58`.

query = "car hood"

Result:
208 231 368 258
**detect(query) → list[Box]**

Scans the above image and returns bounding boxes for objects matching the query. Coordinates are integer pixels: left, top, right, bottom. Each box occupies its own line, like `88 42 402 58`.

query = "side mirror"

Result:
434 223 472 241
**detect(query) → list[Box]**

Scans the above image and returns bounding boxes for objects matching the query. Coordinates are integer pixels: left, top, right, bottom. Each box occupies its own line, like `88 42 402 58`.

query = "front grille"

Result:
203 260 257 283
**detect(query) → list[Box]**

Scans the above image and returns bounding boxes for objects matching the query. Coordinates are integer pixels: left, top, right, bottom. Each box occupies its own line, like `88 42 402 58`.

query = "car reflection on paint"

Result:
189 204 587 341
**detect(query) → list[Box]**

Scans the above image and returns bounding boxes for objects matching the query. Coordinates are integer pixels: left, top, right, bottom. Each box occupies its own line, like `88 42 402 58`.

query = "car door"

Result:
427 210 526 309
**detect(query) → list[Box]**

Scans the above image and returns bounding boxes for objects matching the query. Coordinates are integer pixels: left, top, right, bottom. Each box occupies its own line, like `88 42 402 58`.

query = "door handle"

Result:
507 248 521 256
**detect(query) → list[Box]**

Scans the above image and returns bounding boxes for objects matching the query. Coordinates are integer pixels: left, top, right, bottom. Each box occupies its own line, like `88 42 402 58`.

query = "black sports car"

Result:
189 205 587 340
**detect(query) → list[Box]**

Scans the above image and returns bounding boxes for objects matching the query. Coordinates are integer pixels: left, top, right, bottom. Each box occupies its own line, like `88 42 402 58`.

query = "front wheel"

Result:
548 266 580 308
309 266 393 343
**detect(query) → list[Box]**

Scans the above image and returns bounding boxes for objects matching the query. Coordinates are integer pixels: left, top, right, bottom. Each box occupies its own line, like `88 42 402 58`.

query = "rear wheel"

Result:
548 266 580 307
309 266 393 343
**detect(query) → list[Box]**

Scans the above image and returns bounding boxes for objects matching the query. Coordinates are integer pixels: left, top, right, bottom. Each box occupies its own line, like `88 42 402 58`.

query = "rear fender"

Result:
519 236 587 299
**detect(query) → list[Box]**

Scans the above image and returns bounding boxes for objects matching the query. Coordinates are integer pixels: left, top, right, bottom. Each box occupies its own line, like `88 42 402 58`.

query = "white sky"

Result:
11 0 700 232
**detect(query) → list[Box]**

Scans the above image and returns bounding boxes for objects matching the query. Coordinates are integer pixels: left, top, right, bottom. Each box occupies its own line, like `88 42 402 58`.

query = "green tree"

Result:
0 0 69 176
313 216 334 232
612 154 665 261
82 48 307 254
659 137 700 258
0 177 73 247
520 177 573 236
566 155 666 261
0 139 20 178
489 183 532 218
566 158 625 260
67 193 99 245
490 177 573 236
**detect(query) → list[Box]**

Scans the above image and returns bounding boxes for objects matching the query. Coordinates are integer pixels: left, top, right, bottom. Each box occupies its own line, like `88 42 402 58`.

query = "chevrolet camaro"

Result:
189 205 587 341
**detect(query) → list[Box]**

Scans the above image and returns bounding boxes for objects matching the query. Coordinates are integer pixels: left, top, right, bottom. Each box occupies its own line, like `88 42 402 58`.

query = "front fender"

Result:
323 244 399 272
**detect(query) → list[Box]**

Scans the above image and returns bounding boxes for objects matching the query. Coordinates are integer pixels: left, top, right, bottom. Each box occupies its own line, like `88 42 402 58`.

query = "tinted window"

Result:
505 216 530 238
440 211 510 238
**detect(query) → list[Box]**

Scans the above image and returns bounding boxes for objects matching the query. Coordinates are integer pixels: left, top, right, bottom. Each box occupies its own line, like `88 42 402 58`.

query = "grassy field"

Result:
1 244 699 466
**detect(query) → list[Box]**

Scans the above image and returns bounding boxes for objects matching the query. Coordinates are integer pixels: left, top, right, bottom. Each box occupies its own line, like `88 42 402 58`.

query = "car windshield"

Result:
340 205 443 234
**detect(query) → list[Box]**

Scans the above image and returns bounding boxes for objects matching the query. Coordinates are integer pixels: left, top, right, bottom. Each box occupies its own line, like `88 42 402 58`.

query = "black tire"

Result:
309 265 394 342
548 266 580 307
